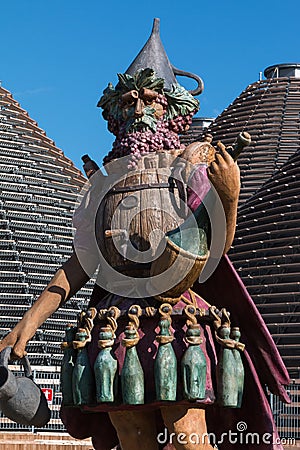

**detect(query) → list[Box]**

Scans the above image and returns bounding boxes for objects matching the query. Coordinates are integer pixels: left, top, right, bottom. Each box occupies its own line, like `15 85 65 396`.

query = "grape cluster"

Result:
107 116 119 136
155 93 168 111
168 111 196 133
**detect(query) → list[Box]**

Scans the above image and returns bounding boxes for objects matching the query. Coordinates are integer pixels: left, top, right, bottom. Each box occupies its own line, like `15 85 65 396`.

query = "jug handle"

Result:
0 347 33 378
172 65 204 96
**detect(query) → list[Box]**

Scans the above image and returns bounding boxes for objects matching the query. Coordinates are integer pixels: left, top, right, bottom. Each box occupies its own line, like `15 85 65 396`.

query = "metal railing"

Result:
270 379 300 440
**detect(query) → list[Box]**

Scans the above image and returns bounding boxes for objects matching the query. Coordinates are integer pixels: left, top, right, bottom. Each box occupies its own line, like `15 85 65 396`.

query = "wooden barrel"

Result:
95 151 185 277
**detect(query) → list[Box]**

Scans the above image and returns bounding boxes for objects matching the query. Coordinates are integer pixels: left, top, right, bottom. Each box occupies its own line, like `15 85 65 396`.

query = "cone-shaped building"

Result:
182 64 300 377
230 147 300 377
0 85 93 365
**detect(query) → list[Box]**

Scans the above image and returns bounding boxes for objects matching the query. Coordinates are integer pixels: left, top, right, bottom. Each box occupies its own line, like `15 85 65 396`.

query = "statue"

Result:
0 18 290 450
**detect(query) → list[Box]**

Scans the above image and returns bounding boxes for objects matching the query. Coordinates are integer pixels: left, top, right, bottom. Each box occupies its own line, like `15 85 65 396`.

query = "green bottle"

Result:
94 326 118 403
72 328 95 406
61 325 77 406
216 325 238 407
181 324 207 400
155 315 177 401
230 327 244 408
121 326 144 405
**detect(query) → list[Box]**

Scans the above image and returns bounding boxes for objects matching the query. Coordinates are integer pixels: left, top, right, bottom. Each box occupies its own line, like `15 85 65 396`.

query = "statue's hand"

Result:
207 141 240 207
0 329 28 359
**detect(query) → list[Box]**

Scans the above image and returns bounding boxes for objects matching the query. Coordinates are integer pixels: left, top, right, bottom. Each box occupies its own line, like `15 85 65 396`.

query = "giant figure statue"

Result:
0 19 290 450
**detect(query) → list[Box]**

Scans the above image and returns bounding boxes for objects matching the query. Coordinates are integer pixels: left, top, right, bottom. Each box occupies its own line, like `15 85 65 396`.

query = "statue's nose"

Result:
134 98 143 118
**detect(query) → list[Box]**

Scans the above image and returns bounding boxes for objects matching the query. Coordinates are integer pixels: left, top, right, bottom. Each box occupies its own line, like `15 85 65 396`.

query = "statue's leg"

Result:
161 406 214 450
109 410 159 450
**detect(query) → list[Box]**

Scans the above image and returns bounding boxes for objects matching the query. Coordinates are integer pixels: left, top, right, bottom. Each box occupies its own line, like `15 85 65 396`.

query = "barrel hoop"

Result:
106 182 179 195
111 262 152 271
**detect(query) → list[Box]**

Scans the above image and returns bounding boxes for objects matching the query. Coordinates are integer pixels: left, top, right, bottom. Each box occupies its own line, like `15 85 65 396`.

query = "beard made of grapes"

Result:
104 94 196 169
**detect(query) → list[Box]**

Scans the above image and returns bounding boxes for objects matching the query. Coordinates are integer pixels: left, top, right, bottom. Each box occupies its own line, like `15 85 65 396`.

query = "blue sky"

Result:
2 0 300 169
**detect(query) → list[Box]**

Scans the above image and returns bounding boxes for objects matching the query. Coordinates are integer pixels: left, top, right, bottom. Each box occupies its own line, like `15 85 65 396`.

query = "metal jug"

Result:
0 347 51 426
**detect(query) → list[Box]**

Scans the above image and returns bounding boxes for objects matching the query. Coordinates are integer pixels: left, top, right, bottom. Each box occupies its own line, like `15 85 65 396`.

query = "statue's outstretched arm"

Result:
0 252 90 359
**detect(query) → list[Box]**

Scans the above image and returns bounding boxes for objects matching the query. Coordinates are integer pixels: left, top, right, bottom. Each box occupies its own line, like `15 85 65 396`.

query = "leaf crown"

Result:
98 68 199 122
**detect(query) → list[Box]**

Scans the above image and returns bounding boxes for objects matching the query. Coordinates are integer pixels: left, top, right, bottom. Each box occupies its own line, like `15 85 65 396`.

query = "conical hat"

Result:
126 18 203 95
126 18 176 91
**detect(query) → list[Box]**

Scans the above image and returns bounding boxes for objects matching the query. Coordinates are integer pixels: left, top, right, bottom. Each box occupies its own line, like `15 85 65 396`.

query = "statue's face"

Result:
119 87 164 132
98 69 199 156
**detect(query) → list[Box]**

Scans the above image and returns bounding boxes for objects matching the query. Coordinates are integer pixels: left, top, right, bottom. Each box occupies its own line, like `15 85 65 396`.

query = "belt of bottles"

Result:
60 302 245 409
